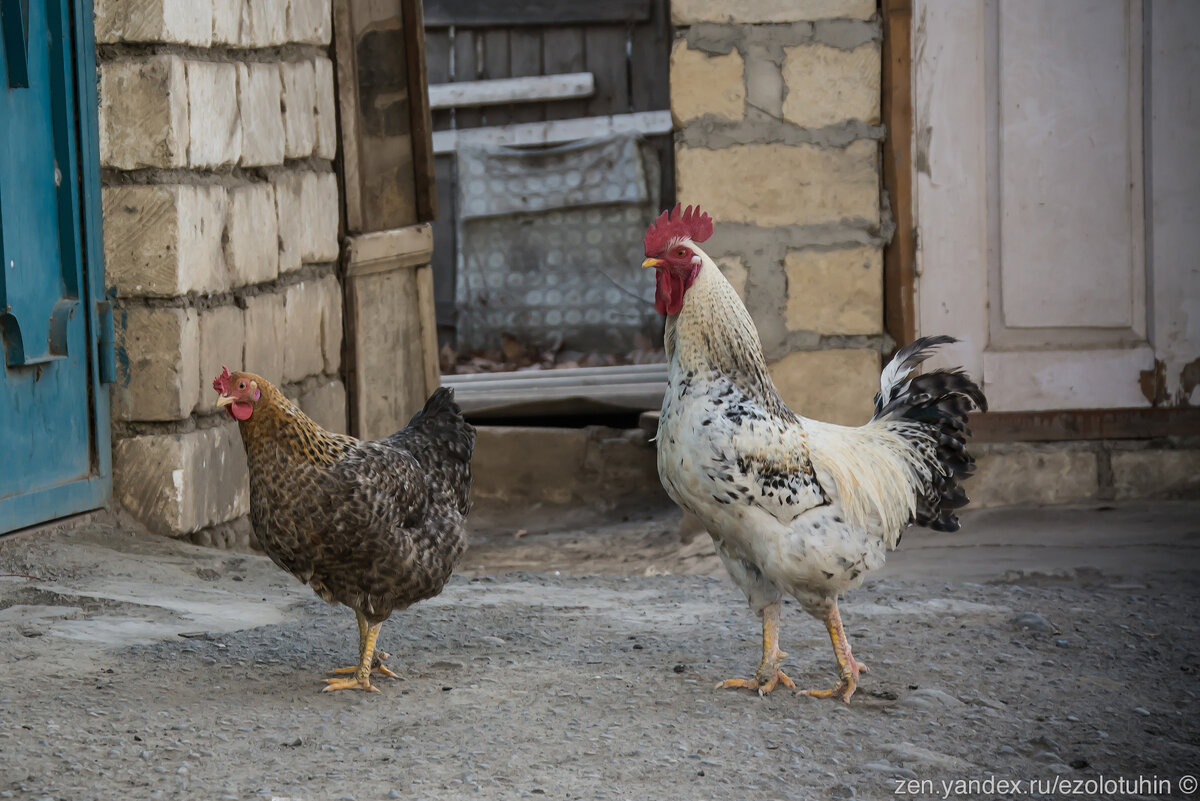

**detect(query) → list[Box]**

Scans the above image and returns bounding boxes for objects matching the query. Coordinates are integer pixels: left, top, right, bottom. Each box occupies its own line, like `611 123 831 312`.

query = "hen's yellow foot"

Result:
328 651 400 679
328 663 400 678
716 669 796 695
322 676 380 693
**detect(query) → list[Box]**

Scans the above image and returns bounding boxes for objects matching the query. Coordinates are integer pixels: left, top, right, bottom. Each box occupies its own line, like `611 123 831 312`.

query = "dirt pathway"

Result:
1 503 1197 800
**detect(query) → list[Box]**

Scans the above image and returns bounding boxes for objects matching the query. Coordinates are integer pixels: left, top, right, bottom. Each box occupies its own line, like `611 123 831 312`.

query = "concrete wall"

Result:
670 0 884 426
98 0 345 542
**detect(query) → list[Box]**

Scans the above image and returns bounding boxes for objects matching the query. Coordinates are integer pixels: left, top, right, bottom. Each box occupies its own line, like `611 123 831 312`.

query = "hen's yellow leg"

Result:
716 600 796 696
800 600 869 703
324 620 384 692
329 612 399 679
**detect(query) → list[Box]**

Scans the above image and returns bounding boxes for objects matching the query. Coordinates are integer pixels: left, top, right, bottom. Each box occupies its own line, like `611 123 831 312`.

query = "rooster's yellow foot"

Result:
322 675 380 693
800 658 867 703
716 669 796 695
799 679 856 703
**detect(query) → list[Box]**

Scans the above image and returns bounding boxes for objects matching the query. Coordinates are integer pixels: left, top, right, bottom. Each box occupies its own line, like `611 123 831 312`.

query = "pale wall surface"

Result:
670 1 885 426
98 0 345 541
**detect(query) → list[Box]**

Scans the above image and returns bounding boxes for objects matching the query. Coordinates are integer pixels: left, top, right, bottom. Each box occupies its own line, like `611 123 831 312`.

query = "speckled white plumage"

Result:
656 248 938 617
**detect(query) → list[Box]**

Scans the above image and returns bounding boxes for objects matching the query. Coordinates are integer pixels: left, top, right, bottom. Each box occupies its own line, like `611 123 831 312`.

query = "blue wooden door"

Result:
0 0 113 533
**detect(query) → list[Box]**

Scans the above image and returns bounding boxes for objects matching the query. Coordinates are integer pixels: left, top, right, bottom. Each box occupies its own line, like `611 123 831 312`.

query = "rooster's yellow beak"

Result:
642 257 665 269
216 395 234 408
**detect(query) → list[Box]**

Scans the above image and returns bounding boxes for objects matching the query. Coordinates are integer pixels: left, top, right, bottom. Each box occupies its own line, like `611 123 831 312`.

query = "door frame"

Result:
0 0 111 532
880 0 1200 442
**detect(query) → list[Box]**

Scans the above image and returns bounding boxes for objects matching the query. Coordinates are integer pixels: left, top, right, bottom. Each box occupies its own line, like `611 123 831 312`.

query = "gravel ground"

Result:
1 504 1198 800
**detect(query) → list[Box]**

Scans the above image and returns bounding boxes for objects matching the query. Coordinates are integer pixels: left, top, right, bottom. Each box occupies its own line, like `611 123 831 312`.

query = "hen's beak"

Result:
216 395 234 408
642 257 665 269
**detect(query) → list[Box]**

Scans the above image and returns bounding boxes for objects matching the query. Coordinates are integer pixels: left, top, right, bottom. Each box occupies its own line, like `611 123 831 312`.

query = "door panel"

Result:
997 1 1142 333
1 0 110 533
913 0 1170 412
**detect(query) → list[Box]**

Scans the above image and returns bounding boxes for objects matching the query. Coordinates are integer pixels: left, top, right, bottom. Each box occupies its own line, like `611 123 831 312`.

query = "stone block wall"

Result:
670 0 884 426
97 0 345 544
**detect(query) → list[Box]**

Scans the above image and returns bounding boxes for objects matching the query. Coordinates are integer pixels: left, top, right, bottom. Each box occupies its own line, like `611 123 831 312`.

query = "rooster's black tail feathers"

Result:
874 337 987 533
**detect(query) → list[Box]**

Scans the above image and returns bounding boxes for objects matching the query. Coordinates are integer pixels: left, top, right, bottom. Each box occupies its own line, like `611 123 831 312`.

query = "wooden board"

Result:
344 225 438 438
424 0 651 27
428 73 594 109
403 0 437 223
585 25 631 116
333 0 420 232
542 27 588 119
881 0 916 351
971 408 1200 442
509 29 545 124
431 110 672 154
480 28 511 126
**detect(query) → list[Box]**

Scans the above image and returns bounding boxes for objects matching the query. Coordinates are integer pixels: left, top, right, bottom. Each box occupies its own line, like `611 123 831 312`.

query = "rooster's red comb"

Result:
643 203 713 256
213 366 233 394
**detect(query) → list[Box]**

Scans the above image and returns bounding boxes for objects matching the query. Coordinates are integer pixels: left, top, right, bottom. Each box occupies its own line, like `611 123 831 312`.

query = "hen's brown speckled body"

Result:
216 369 474 691
239 381 472 624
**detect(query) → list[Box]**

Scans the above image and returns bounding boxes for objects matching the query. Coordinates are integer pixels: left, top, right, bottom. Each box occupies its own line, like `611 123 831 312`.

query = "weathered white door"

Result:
912 0 1199 411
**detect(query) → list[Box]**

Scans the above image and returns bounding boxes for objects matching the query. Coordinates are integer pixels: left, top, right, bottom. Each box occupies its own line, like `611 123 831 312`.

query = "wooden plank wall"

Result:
423 0 673 347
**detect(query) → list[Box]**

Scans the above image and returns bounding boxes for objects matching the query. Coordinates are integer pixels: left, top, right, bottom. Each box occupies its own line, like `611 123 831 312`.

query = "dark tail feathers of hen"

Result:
873 336 987 533
403 386 476 465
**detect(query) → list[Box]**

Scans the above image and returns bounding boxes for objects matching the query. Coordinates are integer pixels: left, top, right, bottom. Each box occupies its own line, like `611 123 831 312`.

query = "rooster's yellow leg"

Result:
716 600 796 696
323 621 384 692
800 600 869 703
329 612 399 678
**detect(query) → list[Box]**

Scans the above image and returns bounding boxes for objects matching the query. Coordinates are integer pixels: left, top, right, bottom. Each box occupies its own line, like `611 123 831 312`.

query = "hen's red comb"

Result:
643 203 713 256
213 366 233 394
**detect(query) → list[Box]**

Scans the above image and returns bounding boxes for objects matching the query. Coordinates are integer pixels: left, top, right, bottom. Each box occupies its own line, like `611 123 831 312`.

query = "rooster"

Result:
642 205 986 702
213 368 474 692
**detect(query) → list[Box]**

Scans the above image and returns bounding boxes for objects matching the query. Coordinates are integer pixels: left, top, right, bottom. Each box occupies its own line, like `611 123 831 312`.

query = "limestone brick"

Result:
113 306 200 422
103 184 228 297
240 0 288 47
782 43 881 127
300 172 341 262
113 423 249 536
472 427 590 506
95 0 212 45
238 62 286 167
99 56 189 170
296 378 348 433
242 291 286 387
288 0 332 45
1111 449 1200 500
313 57 338 160
715 256 748 302
970 449 1098 509
282 280 327 382
676 140 879 227
280 60 317 159
669 42 745 125
196 305 246 415
210 0 242 44
315 274 343 374
272 172 304 274
784 247 881 334
672 0 875 25
744 44 784 120
768 348 877 426
187 61 241 168
225 183 280 287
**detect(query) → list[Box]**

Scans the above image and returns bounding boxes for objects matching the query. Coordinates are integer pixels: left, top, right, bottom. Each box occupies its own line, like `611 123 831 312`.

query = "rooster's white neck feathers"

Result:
664 245 785 410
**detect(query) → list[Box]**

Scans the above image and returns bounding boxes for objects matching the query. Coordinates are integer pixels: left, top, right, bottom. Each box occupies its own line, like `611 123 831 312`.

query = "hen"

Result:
213 368 474 692
642 205 986 702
